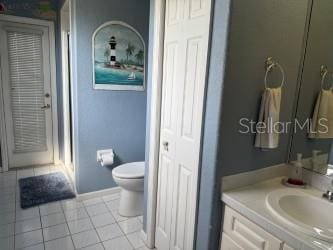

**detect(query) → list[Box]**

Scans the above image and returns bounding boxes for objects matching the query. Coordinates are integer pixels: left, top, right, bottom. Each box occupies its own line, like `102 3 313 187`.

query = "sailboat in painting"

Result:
128 72 136 80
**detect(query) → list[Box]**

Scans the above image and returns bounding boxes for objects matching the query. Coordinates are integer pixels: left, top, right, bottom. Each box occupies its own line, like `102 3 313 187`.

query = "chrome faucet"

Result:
323 190 333 202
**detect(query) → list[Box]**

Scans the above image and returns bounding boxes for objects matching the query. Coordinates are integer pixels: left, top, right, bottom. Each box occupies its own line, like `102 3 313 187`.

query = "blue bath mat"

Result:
19 172 76 209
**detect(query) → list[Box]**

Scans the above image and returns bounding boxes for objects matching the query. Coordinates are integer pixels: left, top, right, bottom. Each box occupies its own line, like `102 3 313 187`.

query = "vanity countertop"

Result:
222 177 332 250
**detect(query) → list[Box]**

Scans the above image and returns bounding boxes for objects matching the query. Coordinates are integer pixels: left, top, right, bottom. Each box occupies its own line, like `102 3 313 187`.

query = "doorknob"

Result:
41 104 51 110
45 93 50 98
163 141 169 151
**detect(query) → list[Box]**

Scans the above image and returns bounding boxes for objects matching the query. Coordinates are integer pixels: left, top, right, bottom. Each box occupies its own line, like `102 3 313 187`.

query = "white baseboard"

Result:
76 186 121 201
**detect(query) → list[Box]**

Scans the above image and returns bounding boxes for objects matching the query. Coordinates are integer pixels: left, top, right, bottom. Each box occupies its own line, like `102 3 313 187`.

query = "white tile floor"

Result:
0 166 149 250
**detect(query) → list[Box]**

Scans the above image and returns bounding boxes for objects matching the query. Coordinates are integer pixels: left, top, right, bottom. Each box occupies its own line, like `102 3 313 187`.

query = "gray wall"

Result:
220 0 310 176
290 0 333 161
70 0 149 193
195 0 231 249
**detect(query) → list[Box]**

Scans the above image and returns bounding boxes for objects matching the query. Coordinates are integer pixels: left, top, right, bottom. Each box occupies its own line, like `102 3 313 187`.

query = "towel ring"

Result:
264 58 285 89
320 65 333 91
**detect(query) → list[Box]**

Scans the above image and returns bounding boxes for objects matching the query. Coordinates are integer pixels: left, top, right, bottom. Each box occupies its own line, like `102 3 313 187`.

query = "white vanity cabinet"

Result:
220 206 294 250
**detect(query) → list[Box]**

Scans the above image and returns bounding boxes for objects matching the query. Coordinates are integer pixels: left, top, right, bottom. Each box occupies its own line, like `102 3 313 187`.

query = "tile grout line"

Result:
39 204 45 249
69 200 128 249
104 200 142 250
122 217 144 250
61 198 112 249
61 199 77 250
99 198 134 249
69 198 142 249
81 200 112 250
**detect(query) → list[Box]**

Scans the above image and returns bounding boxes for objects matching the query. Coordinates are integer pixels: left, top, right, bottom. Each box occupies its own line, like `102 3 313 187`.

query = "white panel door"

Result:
0 21 54 168
155 0 212 249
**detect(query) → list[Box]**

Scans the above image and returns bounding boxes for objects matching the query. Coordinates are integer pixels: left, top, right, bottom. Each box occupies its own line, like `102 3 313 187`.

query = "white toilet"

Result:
112 161 145 217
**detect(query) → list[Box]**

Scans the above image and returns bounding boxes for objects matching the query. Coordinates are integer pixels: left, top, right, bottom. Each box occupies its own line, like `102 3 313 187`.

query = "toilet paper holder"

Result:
97 149 114 166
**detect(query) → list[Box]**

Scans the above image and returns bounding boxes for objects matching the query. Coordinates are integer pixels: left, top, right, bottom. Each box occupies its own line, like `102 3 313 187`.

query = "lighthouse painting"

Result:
93 21 145 91
109 36 117 67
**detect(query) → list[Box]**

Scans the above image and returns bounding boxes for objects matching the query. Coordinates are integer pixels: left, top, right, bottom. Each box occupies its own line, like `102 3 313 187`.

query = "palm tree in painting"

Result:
125 43 135 64
135 50 144 65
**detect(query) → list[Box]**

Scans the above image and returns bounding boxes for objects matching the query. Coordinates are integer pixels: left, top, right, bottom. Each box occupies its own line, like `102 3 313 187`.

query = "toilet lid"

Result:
112 162 145 179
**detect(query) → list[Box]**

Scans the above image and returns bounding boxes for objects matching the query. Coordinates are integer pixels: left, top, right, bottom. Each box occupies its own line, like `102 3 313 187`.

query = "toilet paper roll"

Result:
100 155 114 166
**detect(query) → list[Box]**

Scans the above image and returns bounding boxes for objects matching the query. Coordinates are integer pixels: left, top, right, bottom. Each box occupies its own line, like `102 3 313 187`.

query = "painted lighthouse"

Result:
109 36 117 67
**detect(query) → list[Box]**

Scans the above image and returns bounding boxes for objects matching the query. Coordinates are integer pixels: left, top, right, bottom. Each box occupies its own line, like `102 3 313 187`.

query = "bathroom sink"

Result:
266 189 333 242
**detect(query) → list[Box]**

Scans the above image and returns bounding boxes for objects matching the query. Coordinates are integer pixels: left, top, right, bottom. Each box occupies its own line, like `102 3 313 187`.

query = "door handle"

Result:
41 104 51 110
163 141 169 151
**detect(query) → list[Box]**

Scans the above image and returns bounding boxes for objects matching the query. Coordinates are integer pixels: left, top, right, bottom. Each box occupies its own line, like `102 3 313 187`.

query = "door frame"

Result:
0 14 59 171
142 0 165 248
60 0 73 168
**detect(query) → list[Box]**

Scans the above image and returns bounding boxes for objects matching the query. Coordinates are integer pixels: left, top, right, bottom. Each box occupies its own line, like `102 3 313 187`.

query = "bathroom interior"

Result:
0 0 333 250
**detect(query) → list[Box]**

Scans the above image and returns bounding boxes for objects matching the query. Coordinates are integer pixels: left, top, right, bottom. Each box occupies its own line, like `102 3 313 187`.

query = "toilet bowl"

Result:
112 161 145 217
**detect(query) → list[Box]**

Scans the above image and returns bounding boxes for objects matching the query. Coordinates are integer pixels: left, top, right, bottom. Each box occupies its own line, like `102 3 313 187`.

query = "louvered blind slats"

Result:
7 30 47 153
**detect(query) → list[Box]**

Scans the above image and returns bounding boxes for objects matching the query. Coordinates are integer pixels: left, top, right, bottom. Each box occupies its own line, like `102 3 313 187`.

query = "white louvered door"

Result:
0 21 54 168
155 0 212 249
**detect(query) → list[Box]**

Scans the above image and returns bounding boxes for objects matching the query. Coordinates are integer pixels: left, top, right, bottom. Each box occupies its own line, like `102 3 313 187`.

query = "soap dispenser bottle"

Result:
286 153 306 187
311 150 321 170
294 153 303 180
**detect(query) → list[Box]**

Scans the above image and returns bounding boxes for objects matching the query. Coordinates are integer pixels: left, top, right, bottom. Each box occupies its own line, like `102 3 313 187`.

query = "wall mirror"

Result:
289 0 333 177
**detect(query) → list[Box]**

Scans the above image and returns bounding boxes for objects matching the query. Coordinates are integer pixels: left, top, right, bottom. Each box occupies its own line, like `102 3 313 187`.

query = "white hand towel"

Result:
255 87 282 149
309 89 333 139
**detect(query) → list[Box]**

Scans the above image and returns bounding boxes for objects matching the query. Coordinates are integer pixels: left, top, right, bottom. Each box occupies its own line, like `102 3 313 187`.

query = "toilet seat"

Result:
112 162 145 179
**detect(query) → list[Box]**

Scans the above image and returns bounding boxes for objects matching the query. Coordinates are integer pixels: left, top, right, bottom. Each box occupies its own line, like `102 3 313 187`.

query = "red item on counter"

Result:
286 178 306 186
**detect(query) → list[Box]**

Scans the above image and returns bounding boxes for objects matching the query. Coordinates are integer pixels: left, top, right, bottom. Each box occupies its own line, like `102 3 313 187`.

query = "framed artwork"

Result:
92 21 145 91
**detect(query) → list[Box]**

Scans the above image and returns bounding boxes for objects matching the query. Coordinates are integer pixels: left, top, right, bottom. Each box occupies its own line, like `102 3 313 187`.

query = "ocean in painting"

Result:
95 63 144 85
